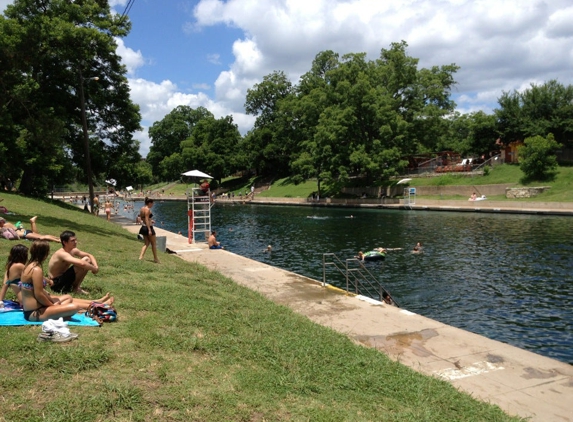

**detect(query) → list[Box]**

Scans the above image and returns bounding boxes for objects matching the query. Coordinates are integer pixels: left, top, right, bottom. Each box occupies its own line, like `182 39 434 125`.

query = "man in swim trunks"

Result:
48 230 99 294
208 231 224 249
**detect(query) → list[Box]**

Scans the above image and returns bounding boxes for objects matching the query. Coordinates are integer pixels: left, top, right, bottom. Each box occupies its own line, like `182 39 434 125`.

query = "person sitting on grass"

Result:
20 241 85 322
0 216 60 242
48 230 99 295
208 230 224 249
1 243 113 307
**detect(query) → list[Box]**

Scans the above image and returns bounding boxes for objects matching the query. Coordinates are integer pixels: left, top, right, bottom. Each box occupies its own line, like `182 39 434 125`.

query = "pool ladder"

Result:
321 253 399 307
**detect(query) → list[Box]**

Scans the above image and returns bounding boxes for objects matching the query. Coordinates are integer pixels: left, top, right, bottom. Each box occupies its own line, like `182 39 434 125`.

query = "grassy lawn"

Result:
256 178 318 198
408 164 525 187
407 164 573 202
0 193 523 421
151 164 572 203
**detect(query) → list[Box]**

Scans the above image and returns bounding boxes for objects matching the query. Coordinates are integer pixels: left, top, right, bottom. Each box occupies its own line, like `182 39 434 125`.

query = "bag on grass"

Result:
1 227 18 240
85 301 117 323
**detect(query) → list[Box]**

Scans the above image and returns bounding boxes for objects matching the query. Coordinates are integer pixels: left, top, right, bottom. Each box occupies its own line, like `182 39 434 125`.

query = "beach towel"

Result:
0 307 100 327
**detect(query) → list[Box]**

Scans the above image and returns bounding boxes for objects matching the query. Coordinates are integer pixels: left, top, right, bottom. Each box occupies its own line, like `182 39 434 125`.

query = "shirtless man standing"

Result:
48 230 99 294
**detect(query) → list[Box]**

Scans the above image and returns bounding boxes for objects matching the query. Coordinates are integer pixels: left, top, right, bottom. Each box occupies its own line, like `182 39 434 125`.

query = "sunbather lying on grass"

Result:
0 216 60 242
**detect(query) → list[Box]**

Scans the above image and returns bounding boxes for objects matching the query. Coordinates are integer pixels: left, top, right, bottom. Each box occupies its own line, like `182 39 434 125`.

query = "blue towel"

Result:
0 310 100 326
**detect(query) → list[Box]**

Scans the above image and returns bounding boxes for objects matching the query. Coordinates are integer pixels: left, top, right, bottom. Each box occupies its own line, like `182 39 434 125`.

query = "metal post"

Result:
79 69 95 214
322 254 326 287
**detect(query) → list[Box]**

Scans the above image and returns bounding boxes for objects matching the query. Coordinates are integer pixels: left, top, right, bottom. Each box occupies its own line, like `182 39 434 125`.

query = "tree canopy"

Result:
495 80 573 148
519 134 561 182
0 0 141 195
243 41 459 193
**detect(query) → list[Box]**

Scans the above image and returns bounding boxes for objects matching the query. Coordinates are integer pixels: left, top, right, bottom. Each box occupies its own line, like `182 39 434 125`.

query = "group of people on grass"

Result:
1 230 110 322
0 194 228 325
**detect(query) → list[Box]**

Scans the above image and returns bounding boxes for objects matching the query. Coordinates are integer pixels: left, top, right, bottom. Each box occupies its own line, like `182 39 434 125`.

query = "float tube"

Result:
363 250 386 261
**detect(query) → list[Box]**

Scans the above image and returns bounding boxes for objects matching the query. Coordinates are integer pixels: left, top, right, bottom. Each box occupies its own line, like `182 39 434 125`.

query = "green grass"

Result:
0 192 523 421
407 164 573 202
256 177 318 198
407 164 523 187
151 164 573 203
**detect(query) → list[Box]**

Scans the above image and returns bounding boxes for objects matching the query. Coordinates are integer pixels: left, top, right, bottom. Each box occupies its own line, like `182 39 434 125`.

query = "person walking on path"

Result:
138 197 160 263
104 198 113 221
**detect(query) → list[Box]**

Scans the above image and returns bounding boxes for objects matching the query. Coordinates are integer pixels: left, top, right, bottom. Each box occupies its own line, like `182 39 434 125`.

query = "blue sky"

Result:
2 0 573 156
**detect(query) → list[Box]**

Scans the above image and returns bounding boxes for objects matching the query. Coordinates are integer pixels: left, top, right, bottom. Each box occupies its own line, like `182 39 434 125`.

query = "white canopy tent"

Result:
181 170 213 179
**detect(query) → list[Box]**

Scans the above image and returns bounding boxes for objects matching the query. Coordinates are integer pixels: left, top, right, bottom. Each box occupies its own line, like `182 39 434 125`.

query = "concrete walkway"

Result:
115 217 572 422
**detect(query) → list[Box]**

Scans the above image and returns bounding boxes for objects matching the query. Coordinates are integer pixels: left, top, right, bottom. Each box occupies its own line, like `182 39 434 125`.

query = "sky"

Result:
2 0 573 157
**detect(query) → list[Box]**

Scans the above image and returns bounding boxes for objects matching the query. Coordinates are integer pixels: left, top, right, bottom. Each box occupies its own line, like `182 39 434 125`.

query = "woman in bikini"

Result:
20 241 112 321
2 244 114 308
0 216 60 242
0 244 28 302
138 197 160 263
104 198 113 221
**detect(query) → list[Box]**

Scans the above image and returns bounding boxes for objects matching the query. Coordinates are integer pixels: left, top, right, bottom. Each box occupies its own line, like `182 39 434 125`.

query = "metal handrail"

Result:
322 253 399 307
473 154 502 171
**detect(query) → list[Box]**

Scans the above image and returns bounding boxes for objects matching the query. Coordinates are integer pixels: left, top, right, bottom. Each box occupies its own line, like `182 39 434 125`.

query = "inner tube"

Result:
363 251 385 261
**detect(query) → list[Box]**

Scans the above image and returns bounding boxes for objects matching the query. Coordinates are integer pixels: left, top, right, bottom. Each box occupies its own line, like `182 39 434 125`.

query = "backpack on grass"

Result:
85 301 117 323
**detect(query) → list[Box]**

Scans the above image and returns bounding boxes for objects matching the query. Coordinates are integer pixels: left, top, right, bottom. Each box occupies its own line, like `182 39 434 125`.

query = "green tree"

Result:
180 115 241 183
442 111 498 156
133 160 154 187
159 153 185 181
287 42 458 192
244 71 295 176
519 134 561 182
147 106 213 178
0 0 141 196
496 80 573 147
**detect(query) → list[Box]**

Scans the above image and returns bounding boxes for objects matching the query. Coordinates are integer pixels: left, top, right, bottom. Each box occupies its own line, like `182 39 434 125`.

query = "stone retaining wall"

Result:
505 187 550 198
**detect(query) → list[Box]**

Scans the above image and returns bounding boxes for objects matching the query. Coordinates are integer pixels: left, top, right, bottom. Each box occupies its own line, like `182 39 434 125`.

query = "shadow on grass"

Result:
519 172 557 185
13 198 140 243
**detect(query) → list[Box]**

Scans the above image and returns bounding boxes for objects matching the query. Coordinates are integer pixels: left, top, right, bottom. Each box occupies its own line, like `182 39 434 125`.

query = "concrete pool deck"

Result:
118 219 572 422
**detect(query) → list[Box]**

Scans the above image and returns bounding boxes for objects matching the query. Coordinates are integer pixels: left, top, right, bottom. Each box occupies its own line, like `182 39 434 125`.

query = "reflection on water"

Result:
121 200 573 364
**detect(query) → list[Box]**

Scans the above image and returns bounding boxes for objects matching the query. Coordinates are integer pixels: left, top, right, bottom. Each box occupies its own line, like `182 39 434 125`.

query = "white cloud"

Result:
193 83 211 90
7 0 569 157
108 0 128 7
207 53 221 65
188 0 573 121
114 38 145 75
6 0 572 158
126 77 255 155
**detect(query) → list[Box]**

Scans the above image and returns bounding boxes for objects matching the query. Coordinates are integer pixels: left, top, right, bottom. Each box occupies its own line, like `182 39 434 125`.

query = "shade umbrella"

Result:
181 170 213 179
396 178 412 185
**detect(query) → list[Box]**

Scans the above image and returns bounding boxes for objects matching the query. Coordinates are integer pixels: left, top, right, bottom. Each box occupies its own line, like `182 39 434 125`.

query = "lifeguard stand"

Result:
404 187 416 208
187 186 212 243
